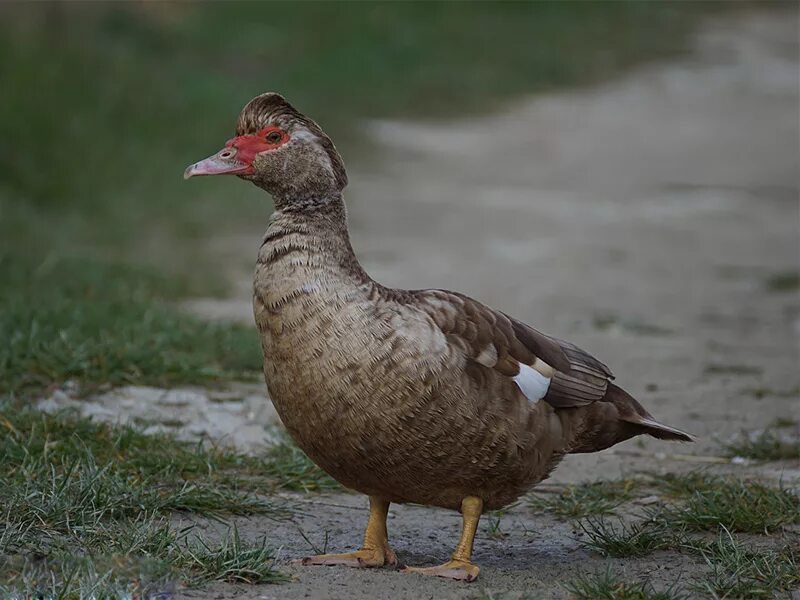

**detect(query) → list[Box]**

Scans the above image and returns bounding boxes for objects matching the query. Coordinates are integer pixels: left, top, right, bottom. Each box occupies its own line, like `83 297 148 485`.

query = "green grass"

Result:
578 475 799 554
0 2 727 397
0 404 289 542
485 510 510 540
647 471 720 499
528 480 639 519
703 364 763 377
0 255 263 397
764 270 800 293
0 402 335 505
574 474 800 599
743 387 800 400
0 403 348 594
578 517 675 558
721 427 800 462
2 526 287 598
656 479 799 534
565 568 688 600
178 526 288 585
2 553 176 600
591 313 674 337
689 531 800 599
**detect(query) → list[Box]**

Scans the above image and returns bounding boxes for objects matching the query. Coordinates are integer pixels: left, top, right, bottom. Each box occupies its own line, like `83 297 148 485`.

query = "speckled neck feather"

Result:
258 192 369 283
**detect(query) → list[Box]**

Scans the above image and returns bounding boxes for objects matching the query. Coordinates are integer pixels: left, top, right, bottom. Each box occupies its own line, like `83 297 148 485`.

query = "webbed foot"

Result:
295 544 397 568
293 496 397 569
401 558 479 582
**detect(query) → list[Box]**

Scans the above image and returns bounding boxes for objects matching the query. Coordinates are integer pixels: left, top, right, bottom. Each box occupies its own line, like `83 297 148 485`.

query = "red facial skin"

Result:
183 125 290 180
225 126 290 173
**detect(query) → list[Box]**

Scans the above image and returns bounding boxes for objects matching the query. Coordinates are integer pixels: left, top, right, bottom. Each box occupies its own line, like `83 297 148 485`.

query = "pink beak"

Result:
183 148 251 179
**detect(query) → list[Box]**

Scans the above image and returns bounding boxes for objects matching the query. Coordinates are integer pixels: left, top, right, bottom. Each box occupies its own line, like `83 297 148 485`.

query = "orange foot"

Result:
401 559 480 582
294 545 398 569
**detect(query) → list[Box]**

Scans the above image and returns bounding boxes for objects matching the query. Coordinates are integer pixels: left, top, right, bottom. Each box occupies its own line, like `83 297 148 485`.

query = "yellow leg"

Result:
296 496 398 568
401 496 483 582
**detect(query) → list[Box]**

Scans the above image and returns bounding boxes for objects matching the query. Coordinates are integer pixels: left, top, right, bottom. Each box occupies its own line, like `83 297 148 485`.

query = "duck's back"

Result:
253 207 691 510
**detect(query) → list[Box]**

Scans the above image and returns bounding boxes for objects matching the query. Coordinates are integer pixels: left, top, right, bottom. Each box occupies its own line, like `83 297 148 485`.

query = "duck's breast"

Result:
253 244 567 508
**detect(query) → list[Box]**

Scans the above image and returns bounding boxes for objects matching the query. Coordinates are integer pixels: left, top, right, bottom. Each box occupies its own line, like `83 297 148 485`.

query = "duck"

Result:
184 92 693 582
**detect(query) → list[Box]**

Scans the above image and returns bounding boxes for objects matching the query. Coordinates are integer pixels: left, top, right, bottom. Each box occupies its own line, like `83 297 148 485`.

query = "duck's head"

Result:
184 93 347 203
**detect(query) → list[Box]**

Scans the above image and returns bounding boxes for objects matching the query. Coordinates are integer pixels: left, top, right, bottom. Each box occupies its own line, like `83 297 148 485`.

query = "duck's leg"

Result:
296 496 397 568
401 496 482 582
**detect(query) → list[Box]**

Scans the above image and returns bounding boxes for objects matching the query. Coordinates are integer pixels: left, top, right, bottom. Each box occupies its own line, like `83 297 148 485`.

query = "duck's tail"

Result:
568 383 694 454
610 383 695 442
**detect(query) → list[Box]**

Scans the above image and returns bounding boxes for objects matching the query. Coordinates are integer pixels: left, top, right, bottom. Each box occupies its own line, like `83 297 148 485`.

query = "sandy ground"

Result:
43 9 799 599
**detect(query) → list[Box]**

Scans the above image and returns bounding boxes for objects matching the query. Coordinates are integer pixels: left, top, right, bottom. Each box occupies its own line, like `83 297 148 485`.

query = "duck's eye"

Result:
266 131 283 144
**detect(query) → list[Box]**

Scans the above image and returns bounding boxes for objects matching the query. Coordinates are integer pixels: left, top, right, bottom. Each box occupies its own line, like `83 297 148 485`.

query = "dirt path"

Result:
46 9 800 599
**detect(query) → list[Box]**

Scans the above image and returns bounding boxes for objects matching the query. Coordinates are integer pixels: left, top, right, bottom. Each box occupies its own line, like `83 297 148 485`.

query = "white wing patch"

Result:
513 363 551 404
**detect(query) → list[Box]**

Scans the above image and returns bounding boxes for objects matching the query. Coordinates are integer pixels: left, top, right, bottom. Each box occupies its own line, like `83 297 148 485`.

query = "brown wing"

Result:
414 289 614 408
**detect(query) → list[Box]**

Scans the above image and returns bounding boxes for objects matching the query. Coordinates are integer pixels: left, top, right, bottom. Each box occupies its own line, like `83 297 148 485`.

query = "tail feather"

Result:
607 383 695 443
629 416 695 442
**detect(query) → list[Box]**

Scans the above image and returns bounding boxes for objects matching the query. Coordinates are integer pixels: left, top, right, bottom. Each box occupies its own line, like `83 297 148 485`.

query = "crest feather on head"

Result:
236 93 348 190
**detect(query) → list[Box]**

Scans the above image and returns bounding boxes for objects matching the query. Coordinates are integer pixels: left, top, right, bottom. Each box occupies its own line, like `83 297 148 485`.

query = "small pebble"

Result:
635 495 661 505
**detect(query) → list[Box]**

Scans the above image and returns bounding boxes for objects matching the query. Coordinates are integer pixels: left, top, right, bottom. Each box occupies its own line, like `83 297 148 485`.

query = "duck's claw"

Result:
293 545 398 569
400 559 480 582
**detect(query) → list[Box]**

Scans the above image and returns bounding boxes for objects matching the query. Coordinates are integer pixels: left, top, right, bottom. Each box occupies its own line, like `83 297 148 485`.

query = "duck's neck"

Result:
260 192 371 285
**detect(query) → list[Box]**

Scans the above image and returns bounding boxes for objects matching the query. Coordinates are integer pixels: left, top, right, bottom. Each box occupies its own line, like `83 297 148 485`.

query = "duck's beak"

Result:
183 148 251 179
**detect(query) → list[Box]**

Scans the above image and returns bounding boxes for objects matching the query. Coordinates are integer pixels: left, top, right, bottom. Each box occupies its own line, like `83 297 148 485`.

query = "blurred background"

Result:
1 2 799 597
1 1 797 438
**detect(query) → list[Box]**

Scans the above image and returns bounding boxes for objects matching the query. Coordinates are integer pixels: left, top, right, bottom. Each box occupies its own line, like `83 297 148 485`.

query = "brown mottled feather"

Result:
415 292 613 409
233 94 694 512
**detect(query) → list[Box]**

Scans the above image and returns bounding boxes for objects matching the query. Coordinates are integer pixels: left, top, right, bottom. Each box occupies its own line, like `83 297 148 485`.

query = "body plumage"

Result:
185 92 692 581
